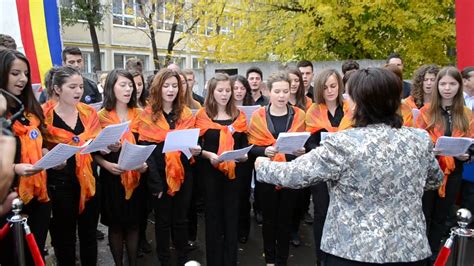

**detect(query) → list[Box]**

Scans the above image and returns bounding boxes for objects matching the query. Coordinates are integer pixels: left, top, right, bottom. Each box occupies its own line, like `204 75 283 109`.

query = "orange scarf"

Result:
403 96 418 110
12 113 49 204
43 103 101 213
399 102 414 127
305 102 351 133
138 106 195 196
305 96 313 111
416 105 474 197
195 108 247 179
41 99 57 114
248 106 305 163
98 108 142 199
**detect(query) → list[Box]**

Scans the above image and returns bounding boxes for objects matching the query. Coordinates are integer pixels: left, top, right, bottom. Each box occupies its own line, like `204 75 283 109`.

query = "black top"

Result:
47 111 84 185
193 92 205 105
306 104 344 150
250 105 296 161
140 111 191 195
254 93 269 106
199 118 248 154
402 81 411 99
81 77 102 104
306 85 314 100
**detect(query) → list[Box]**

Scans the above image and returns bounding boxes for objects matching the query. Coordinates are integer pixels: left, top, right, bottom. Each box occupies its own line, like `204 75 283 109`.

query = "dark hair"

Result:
0 49 44 126
411 64 439 108
44 67 60 98
347 68 403 128
131 71 147 107
386 52 403 64
102 69 138 111
246 66 263 79
343 70 355 87
314 69 344 106
341 60 359 75
428 66 469 134
297 60 313 72
205 73 239 119
0 34 17 50
461 66 474 79
286 68 307 110
126 58 143 74
52 66 82 90
230 75 254 106
149 68 184 121
62 46 82 62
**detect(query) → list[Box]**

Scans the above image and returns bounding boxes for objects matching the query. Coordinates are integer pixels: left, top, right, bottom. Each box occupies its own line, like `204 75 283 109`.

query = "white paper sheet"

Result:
217 145 254 162
238 105 260 124
191 109 199 116
80 121 130 154
275 132 310 154
117 140 157 171
412 109 420 126
435 136 473 157
162 128 200 159
33 140 91 170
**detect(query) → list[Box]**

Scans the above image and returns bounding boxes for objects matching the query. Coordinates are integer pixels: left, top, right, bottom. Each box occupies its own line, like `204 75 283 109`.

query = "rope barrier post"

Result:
7 198 26 266
451 208 473 266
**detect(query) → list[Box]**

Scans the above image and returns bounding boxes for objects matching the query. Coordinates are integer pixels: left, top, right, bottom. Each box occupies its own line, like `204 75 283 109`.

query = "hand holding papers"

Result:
117 141 156 170
81 121 130 154
217 145 254 162
162 128 200 159
275 132 310 154
435 136 473 157
33 140 92 170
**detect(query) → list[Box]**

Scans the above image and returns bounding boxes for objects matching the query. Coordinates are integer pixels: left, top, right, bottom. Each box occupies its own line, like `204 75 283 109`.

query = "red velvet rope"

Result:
0 223 9 240
24 231 45 266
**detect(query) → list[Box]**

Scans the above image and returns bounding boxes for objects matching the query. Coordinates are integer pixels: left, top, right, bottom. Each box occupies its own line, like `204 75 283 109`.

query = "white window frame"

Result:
112 0 147 29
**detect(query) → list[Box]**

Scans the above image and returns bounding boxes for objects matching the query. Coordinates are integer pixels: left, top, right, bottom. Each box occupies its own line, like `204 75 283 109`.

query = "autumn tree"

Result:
60 0 107 71
189 0 455 76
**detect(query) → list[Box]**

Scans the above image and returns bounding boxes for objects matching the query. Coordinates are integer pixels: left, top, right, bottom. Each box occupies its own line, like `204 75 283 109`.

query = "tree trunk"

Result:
149 3 160 70
165 21 178 66
88 1 101 72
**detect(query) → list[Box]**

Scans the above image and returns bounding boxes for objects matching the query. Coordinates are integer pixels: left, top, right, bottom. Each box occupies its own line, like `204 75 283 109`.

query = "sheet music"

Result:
117 140 156 170
435 136 473 156
275 132 310 154
162 128 200 159
33 140 91 170
191 109 199 116
80 121 130 154
217 145 254 162
89 101 103 111
238 105 260 124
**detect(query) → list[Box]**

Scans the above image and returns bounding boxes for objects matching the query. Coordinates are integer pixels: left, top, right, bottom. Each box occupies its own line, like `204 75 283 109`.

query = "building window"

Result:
113 0 146 28
82 52 105 73
114 54 149 70
156 1 183 32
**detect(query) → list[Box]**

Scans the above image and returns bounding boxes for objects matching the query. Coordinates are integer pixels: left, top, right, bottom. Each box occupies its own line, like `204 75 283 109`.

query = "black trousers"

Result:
188 161 205 242
311 182 329 263
204 168 241 266
153 176 193 266
0 199 51 266
238 161 253 239
325 253 426 266
259 182 297 266
422 173 462 256
49 182 99 266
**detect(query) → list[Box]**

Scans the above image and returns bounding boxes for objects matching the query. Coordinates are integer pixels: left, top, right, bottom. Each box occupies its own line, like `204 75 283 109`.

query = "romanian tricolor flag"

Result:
456 0 474 69
0 0 62 89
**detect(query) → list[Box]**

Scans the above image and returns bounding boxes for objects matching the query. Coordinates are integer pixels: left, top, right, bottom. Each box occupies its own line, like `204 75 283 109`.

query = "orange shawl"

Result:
399 102 414 127
12 113 49 204
138 106 195 196
195 108 247 179
305 96 313 111
98 108 142 199
41 99 57 114
43 103 101 213
416 105 474 197
305 102 351 133
248 106 305 163
403 96 418 110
